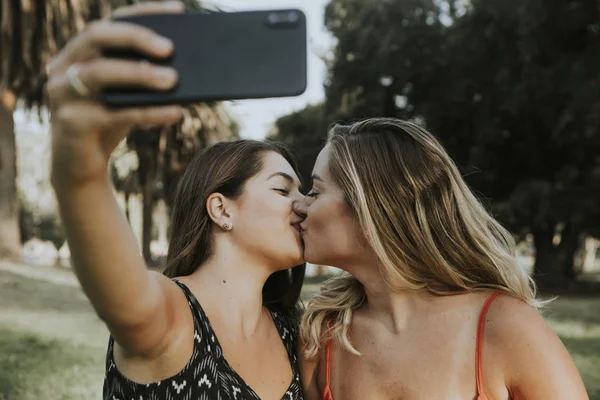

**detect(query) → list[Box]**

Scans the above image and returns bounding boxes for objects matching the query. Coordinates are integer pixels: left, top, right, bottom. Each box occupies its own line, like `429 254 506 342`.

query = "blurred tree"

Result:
276 0 600 289
39 214 66 266
109 150 139 223
322 0 447 120
0 90 19 259
0 0 108 260
0 0 95 259
413 0 600 289
18 194 37 245
271 0 448 188
269 104 328 188
2 0 237 266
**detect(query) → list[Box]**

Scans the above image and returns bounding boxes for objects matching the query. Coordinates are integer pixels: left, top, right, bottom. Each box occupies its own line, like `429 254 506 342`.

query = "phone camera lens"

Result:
267 12 279 24
287 11 298 23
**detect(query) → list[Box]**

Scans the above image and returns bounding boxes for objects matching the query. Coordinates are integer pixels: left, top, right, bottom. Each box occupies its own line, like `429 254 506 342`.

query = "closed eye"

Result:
306 191 319 197
274 188 290 195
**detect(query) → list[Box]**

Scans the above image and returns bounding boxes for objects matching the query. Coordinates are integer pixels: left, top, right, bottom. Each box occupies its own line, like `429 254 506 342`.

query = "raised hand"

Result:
47 1 184 189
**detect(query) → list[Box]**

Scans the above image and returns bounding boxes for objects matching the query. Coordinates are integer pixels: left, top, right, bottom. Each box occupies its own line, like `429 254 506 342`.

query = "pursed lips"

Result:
298 223 306 234
291 222 303 233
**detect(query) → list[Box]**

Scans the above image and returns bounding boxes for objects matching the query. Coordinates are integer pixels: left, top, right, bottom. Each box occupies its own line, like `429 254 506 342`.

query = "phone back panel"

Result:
102 9 307 107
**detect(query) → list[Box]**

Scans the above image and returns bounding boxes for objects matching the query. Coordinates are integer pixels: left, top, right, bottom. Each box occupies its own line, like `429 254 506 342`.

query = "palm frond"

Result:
0 0 214 109
0 0 111 110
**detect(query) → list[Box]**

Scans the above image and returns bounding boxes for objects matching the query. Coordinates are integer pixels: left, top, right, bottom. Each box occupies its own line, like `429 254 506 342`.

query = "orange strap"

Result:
475 291 503 397
325 320 333 388
325 338 332 387
321 320 334 400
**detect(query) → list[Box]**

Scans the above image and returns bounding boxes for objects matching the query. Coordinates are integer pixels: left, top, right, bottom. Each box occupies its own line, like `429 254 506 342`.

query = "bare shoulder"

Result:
484 292 547 336
112 273 197 383
116 272 194 358
483 293 589 399
482 293 561 358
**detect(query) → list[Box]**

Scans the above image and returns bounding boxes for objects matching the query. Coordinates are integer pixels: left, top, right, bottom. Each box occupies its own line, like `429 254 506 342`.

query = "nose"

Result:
293 196 308 220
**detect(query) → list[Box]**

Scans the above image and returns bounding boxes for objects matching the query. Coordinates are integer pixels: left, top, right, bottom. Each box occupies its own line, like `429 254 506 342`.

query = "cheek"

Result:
242 196 287 228
305 198 359 262
308 196 349 230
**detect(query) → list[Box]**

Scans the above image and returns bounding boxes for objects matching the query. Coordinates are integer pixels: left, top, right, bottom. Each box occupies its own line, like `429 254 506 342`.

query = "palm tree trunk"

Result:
0 90 21 260
583 237 599 271
142 171 154 265
136 144 156 265
533 224 564 290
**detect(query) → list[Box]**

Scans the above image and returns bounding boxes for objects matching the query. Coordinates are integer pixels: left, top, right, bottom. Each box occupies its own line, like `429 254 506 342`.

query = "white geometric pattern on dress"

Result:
198 374 212 389
172 380 187 394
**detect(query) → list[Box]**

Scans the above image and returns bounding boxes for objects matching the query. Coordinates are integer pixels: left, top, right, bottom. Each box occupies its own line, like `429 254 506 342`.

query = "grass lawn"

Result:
0 267 599 399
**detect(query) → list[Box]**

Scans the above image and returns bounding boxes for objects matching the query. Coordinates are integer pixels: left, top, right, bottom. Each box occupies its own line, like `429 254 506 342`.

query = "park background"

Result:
0 0 599 398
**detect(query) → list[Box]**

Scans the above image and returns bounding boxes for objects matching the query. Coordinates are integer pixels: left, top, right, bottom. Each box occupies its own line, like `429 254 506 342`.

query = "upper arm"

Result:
488 296 589 400
298 337 321 400
109 272 190 358
55 179 187 358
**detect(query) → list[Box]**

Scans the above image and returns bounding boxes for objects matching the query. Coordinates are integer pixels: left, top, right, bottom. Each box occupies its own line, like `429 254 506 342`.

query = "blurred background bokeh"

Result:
0 0 599 398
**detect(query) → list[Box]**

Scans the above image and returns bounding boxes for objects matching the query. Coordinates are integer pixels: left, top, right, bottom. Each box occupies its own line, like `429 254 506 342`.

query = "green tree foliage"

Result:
272 0 600 288
269 104 328 188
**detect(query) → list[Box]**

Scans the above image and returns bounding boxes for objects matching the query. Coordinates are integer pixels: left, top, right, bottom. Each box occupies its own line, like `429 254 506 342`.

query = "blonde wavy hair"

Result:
300 118 540 358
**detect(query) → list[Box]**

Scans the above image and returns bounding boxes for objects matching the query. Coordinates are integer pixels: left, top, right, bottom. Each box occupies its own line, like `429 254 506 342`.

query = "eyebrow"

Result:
268 172 301 187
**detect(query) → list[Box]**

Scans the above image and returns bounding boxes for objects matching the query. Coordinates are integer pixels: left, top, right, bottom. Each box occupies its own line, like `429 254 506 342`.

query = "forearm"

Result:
54 174 160 327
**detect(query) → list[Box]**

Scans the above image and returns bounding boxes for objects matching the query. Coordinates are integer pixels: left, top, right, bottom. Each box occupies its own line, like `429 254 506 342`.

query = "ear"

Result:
206 192 233 230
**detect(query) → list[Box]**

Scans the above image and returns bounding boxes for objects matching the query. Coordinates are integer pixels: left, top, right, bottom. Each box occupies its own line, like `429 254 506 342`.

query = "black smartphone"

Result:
102 9 307 107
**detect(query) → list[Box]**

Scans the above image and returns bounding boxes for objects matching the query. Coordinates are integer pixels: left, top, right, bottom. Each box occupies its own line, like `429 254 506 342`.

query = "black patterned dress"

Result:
103 280 303 400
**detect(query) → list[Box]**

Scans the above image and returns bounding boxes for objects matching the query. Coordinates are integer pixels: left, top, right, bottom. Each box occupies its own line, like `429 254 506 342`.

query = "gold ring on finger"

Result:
66 65 91 98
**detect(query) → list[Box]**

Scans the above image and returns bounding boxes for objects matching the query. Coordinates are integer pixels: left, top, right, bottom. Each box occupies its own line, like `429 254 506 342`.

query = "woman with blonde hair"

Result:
297 118 588 399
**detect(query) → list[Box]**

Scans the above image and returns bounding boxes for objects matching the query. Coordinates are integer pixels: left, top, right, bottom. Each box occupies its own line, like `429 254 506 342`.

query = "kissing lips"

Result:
299 223 306 234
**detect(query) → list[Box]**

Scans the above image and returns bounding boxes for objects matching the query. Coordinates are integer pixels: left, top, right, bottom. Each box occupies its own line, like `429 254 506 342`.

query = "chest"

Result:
319 320 483 400
219 333 297 400
332 348 476 398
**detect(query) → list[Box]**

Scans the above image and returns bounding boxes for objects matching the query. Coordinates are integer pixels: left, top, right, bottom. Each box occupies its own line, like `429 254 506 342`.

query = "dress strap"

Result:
171 279 211 353
325 320 335 389
326 336 332 387
321 320 334 400
476 291 503 397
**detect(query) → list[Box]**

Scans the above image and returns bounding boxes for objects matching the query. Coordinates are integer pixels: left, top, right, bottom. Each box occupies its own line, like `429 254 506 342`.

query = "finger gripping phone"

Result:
102 9 307 107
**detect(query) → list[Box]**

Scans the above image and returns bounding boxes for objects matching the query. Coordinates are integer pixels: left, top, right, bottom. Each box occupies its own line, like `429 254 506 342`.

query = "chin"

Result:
303 247 336 268
290 250 305 267
291 239 305 265
302 247 318 265
274 249 304 271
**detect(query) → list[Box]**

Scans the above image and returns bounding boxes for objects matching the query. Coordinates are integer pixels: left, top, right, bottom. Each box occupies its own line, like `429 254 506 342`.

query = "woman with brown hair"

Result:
297 118 588 399
47 2 305 399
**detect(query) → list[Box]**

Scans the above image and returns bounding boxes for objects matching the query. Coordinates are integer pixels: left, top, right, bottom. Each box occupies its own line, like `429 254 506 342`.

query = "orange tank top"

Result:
321 291 504 400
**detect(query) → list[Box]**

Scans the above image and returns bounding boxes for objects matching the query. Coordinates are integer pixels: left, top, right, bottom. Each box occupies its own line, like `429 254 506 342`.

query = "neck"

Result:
188 239 271 338
349 261 431 333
